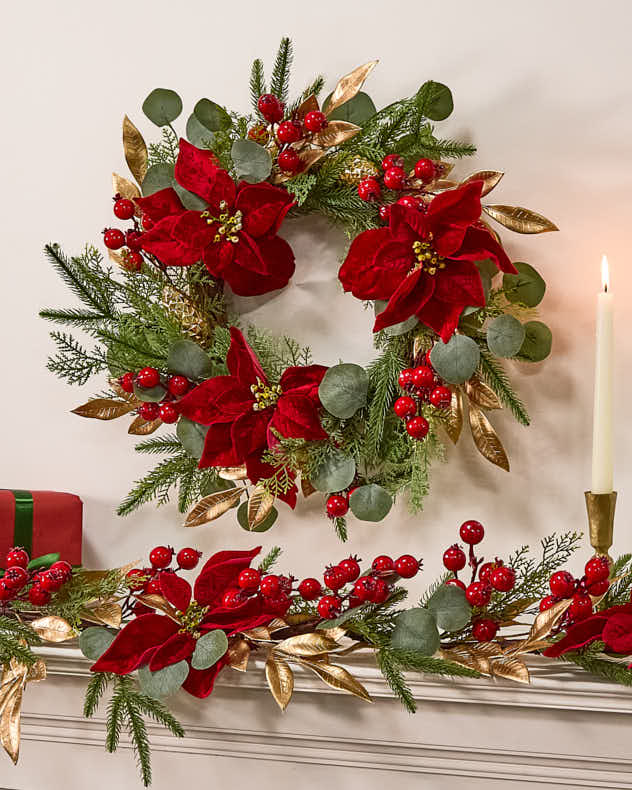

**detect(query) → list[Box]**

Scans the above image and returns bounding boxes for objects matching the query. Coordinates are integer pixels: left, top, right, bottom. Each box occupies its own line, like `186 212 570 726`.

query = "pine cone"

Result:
339 156 380 186
162 286 213 346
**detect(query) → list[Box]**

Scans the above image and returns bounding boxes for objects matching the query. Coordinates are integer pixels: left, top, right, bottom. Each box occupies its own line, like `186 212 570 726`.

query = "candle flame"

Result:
601 255 610 292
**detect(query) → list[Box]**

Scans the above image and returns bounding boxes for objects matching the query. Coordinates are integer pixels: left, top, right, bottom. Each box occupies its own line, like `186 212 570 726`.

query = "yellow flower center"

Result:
411 233 446 276
175 600 209 638
201 200 242 244
251 377 282 412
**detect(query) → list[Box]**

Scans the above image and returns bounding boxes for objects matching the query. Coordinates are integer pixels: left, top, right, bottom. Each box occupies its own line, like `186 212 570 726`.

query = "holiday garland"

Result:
41 39 558 536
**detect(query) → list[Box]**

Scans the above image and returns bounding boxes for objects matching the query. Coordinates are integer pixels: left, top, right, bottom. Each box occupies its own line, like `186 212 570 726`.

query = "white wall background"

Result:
2 0 632 592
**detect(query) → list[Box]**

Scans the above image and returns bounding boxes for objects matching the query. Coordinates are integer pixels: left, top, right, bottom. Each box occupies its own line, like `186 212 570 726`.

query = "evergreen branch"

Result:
39 307 108 329
46 332 108 385
601 554 632 607
269 37 293 105
366 341 407 459
249 58 266 115
419 571 450 607
134 435 182 455
105 677 126 753
258 546 282 573
117 453 199 516
136 693 185 739
84 672 111 718
121 679 153 787
0 616 41 668
478 347 530 426
43 244 118 318
390 648 482 679
333 517 348 542
376 646 416 713
562 649 632 687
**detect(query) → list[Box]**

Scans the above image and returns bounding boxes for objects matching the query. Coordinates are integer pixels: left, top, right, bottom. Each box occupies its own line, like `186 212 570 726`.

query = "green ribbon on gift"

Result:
10 490 34 556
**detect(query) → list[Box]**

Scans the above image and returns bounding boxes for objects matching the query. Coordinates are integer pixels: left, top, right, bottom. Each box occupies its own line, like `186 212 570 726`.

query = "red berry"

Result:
393 396 417 419
265 592 291 616
398 368 414 388
490 566 516 592
568 593 593 622
113 198 135 220
122 250 143 272
372 555 394 574
238 567 261 592
539 594 558 612
277 120 302 144
277 575 294 593
443 545 466 572
479 561 502 585
260 575 281 598
144 578 161 595
324 566 347 592
119 372 135 393
278 149 302 173
159 402 178 424
348 594 363 608
222 588 243 609
338 557 361 583
304 110 327 132
258 93 284 123
395 555 420 578
5 548 29 569
414 158 436 183
549 571 576 599
357 177 381 202
50 560 72 581
446 578 466 591
353 576 376 602
149 546 173 569
103 228 125 250
466 582 492 608
141 213 154 231
176 548 201 570
40 570 65 592
126 568 146 591
167 375 190 397
371 578 390 603
138 402 161 421
326 494 349 518
472 618 498 642
396 195 419 210
459 520 485 545
383 166 406 190
588 578 610 596
412 366 434 389
297 577 321 601
137 367 160 388
584 556 610 584
381 153 404 171
4 567 28 589
429 386 451 408
317 595 342 619
406 416 429 440
0 582 14 602
378 205 391 223
28 584 51 606
126 229 143 251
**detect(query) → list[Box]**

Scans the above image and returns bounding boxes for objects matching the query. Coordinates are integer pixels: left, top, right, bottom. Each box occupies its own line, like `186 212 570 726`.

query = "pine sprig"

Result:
258 546 282 573
249 58 266 115
269 37 293 105
84 672 111 718
478 347 530 426
117 452 200 516
0 616 41 668
562 646 632 687
376 646 416 713
601 554 632 607
366 340 408 459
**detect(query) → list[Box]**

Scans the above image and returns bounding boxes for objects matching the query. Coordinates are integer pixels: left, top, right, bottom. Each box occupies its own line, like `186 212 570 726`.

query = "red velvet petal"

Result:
452 226 516 274
90 614 179 674
339 228 392 293
177 377 251 425
159 571 192 611
224 235 296 296
226 327 267 387
199 421 241 468
140 216 201 267
231 408 271 462
202 239 236 279
280 365 328 395
428 181 483 228
193 547 262 607
602 614 632 654
434 260 486 307
172 211 216 251
389 204 428 244
372 269 434 332
182 656 227 698
134 188 184 223
433 224 469 259
272 392 328 440
415 297 464 343
235 182 294 238
148 631 196 672
175 139 236 209
245 455 298 508
542 616 608 658
201 597 269 631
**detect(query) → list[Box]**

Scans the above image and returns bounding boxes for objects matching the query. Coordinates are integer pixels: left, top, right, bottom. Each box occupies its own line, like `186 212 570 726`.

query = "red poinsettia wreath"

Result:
338 180 517 340
137 139 296 295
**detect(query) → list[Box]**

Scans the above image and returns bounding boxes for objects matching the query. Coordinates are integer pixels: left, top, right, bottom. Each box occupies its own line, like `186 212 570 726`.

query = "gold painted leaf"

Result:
128 415 161 435
108 249 126 267
0 677 23 764
491 656 530 684
499 597 539 621
413 334 430 360
483 205 559 234
81 602 122 628
108 379 139 405
184 488 244 527
326 60 378 116
135 594 181 621
241 626 271 641
112 172 141 205
465 377 501 410
71 398 136 421
285 613 318 627
430 179 458 192
526 598 572 644
248 485 275 530
218 465 248 481
301 477 316 498
122 115 148 185
227 638 250 672
443 389 463 444
265 653 294 711
469 406 510 471
461 170 504 197
26 659 47 683
268 618 288 632
296 93 320 119
300 660 372 702
30 616 75 643
321 626 347 642
312 120 361 149
276 632 339 657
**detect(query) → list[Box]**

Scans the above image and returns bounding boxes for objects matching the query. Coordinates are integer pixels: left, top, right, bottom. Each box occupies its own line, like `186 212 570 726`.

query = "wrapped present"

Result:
0 490 82 566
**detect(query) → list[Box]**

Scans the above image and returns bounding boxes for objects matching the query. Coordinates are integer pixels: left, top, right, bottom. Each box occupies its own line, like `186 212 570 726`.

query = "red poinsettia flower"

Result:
543 603 632 663
338 181 517 341
177 327 327 507
91 548 282 698
135 139 295 296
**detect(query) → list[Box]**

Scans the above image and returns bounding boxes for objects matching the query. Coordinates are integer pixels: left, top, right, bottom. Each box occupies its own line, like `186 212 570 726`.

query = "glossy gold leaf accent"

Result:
247 484 275 530
268 618 288 632
525 598 571 645
276 632 339 657
443 389 463 444
128 415 161 435
81 601 123 628
135 594 181 621
491 656 530 684
499 597 539 621
112 172 141 207
299 660 372 702
241 626 271 641
184 488 244 527
71 398 136 421
271 148 327 183
469 406 510 471
227 638 251 672
413 333 430 360
122 115 148 185
326 60 378 116
321 626 347 642
218 465 248 481
301 477 316 498
79 561 138 583
296 93 320 119
0 657 46 764
285 613 318 627
483 205 558 234
265 653 294 711
461 170 504 197
311 120 361 149
465 377 502 410
27 659 47 683
108 379 139 404
30 616 75 643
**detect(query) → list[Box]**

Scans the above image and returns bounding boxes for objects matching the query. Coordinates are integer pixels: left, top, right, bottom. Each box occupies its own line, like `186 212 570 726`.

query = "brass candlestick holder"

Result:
585 491 617 560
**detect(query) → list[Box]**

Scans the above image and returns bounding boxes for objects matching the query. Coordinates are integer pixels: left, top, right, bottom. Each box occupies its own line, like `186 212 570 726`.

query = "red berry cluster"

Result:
395 350 451 441
0 547 72 607
539 556 611 625
102 193 151 272
126 545 202 614
357 155 438 213
442 521 516 642
118 368 191 423
253 93 329 175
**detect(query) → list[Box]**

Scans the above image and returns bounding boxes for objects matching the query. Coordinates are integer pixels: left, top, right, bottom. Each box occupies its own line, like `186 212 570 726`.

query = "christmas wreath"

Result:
41 38 557 536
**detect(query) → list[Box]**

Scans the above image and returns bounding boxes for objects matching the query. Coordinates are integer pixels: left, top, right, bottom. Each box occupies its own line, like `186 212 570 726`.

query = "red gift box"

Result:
0 490 82 566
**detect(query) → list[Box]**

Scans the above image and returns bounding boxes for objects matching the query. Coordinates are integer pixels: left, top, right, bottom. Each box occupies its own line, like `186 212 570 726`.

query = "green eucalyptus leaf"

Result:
374 301 418 336
518 321 552 362
167 339 214 380
231 139 272 184
186 113 214 148
237 501 277 532
416 81 453 121
318 363 368 419
194 99 232 132
323 91 376 124
430 334 480 384
142 89 183 127
79 627 116 661
177 417 209 459
349 484 392 522
133 382 167 403
486 314 526 358
426 585 471 631
311 450 356 493
27 553 60 570
138 660 189 699
503 262 546 308
174 183 208 211
202 477 237 496
141 163 175 196
190 629 229 670
391 608 440 655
